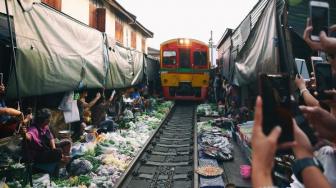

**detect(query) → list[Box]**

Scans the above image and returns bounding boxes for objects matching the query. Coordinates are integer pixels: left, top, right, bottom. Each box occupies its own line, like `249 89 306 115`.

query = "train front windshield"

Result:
194 51 207 66
163 51 177 65
179 49 190 68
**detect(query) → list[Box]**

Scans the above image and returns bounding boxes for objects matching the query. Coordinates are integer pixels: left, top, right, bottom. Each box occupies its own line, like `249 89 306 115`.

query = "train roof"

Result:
160 38 208 46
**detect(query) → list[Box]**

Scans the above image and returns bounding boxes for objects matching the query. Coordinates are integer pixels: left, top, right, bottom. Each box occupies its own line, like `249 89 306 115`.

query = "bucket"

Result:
58 130 72 139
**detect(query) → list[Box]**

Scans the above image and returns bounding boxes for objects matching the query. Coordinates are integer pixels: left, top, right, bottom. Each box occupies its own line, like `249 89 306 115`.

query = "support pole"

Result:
5 0 20 100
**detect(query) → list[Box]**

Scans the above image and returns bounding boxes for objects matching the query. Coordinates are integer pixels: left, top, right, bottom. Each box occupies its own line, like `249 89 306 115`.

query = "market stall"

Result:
196 104 252 188
0 99 173 187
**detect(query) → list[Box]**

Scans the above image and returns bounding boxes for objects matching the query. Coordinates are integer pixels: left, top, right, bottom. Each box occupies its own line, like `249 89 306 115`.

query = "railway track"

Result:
115 103 198 188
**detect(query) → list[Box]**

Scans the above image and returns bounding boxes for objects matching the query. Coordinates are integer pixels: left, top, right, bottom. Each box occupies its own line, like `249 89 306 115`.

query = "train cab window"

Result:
179 49 190 68
194 51 207 66
163 51 176 65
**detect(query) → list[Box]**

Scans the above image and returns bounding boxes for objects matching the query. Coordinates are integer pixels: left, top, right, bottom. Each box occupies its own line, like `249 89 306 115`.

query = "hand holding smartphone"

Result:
295 58 310 81
259 74 294 143
310 1 329 41
314 63 333 100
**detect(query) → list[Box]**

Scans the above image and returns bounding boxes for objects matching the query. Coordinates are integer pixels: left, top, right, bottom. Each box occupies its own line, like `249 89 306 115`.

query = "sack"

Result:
58 92 74 111
63 100 80 124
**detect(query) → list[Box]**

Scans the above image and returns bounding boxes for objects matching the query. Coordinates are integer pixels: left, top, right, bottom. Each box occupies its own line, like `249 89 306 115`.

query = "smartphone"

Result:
314 63 333 100
311 56 323 73
295 58 310 81
310 1 329 41
259 74 294 143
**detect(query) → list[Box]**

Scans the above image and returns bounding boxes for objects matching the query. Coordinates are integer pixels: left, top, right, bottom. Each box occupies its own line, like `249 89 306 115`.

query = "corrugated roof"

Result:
217 28 232 49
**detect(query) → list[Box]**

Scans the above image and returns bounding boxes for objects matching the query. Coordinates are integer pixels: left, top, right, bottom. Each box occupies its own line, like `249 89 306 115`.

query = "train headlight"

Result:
179 39 190 45
179 39 184 44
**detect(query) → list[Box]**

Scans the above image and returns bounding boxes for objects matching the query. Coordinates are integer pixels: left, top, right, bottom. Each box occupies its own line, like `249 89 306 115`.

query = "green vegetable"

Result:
109 140 115 145
82 155 100 172
77 175 92 186
94 145 104 156
83 148 95 157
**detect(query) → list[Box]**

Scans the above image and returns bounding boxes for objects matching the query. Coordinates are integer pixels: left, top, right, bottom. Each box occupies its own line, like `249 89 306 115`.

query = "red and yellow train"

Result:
160 38 210 101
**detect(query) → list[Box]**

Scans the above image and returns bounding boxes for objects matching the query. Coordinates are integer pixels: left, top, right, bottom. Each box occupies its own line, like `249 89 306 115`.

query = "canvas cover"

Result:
105 35 144 89
6 0 145 97
7 0 105 97
145 56 160 82
233 0 279 86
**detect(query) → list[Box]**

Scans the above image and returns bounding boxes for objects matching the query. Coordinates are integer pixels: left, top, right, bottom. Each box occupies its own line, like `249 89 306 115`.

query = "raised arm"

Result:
295 75 319 107
81 92 101 108
292 123 331 188
0 107 22 117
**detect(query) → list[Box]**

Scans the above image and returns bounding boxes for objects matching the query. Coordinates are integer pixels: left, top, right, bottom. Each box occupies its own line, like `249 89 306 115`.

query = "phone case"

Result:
259 73 294 143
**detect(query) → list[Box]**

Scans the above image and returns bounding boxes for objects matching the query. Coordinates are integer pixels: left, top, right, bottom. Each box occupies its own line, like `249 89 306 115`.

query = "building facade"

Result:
0 0 153 54
216 28 232 79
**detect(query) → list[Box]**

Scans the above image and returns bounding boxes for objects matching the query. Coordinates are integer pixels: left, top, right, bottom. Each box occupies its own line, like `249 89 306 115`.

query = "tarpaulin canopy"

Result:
145 56 160 82
233 0 279 86
7 0 105 97
6 0 145 97
105 35 144 89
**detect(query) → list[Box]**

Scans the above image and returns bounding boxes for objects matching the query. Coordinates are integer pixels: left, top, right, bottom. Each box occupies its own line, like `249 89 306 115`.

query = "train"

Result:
160 38 210 101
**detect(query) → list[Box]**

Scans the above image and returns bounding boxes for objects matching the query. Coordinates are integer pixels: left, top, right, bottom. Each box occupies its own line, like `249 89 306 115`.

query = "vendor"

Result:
0 84 32 138
226 100 240 120
72 89 101 140
122 88 135 111
123 88 134 103
91 90 116 132
131 87 144 111
21 108 71 164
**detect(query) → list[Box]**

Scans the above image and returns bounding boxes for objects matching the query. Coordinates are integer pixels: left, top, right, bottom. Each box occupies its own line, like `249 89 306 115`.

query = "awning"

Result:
233 0 279 86
6 0 145 97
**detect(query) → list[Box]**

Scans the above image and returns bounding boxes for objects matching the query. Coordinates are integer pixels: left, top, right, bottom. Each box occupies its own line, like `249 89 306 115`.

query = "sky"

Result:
118 0 259 49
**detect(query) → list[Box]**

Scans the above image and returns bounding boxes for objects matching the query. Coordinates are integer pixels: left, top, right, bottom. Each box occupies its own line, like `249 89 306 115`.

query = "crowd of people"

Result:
207 16 336 188
0 81 154 176
251 19 336 187
209 74 254 124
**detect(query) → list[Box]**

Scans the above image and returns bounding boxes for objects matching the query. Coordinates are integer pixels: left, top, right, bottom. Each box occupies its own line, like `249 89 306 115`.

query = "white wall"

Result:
105 9 115 37
0 0 13 15
144 38 148 54
136 32 141 51
61 0 89 25
124 24 131 48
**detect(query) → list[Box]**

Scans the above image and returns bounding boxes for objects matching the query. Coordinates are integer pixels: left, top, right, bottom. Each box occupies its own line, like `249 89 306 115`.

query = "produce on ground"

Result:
27 100 173 188
197 103 219 116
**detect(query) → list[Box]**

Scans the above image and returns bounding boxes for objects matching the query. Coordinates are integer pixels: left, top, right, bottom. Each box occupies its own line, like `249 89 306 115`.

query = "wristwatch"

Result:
292 157 324 183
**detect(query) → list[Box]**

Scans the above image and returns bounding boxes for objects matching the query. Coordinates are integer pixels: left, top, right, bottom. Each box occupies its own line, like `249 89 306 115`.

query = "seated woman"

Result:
21 108 71 165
